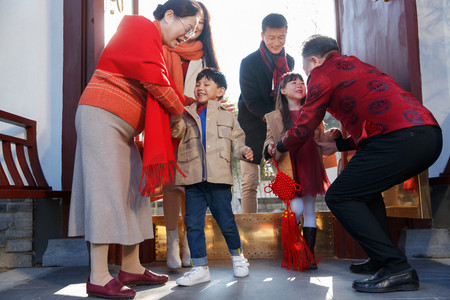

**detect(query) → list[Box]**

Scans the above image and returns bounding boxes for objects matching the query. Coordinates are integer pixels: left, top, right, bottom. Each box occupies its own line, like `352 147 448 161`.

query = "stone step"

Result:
40 226 450 268
42 238 89 267
398 228 450 258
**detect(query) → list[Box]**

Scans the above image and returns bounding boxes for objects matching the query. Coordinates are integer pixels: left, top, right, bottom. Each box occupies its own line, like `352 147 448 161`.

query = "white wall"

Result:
0 0 64 189
417 0 450 177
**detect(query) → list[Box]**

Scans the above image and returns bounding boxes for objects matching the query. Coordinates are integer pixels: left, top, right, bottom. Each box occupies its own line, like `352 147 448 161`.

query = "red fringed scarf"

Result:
163 41 204 94
259 40 290 97
264 151 317 271
96 16 184 196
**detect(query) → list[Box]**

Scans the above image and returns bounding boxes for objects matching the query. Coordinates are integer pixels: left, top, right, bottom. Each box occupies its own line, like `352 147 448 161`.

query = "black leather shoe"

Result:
352 267 420 293
349 258 381 274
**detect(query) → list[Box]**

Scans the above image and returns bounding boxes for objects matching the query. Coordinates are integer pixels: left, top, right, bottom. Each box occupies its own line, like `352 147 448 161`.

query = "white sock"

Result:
290 197 304 224
302 195 317 228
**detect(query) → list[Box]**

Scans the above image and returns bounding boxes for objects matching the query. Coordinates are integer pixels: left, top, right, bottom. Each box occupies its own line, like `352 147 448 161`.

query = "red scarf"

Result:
96 16 183 196
164 41 204 93
259 40 290 97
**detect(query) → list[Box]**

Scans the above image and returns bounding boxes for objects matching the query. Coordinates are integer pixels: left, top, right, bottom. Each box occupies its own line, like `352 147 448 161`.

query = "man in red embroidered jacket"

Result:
276 35 442 293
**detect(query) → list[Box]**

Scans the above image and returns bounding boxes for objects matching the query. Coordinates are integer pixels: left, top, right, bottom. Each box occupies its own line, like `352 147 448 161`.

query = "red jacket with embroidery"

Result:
282 52 439 151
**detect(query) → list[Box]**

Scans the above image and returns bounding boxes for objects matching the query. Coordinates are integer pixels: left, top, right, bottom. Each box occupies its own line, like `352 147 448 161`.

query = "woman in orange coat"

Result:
68 1 200 298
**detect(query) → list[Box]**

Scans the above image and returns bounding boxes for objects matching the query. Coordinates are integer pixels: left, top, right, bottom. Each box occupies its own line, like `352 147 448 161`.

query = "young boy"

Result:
171 68 253 286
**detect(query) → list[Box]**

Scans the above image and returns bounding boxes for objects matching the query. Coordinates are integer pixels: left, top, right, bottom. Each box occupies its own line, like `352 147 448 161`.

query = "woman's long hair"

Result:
196 2 220 70
275 72 305 132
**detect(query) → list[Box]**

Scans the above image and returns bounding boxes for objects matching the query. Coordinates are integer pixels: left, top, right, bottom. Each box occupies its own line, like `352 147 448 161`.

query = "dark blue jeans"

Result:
325 125 442 273
184 182 243 266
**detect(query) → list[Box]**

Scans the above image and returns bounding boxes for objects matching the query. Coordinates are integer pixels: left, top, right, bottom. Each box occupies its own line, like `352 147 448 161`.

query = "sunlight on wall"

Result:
105 0 336 104
104 0 133 44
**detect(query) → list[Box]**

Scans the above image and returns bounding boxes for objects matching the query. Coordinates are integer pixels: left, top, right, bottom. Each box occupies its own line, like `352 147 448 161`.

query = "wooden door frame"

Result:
62 0 141 191
332 0 432 258
62 0 104 191
61 2 156 264
334 0 424 172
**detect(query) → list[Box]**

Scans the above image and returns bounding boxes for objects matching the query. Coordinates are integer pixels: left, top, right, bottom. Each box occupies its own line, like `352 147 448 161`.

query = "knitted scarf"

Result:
96 16 183 196
164 41 204 93
259 40 290 97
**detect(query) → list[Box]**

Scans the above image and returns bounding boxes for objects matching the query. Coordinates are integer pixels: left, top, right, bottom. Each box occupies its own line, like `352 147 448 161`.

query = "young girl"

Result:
264 72 331 268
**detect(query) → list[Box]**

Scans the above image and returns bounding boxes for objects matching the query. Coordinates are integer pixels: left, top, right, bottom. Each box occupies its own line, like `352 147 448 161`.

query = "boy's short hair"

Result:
262 13 287 33
196 67 228 90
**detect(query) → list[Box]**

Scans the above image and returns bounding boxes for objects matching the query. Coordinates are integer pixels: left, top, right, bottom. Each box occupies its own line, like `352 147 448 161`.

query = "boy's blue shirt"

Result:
199 108 207 150
199 107 207 180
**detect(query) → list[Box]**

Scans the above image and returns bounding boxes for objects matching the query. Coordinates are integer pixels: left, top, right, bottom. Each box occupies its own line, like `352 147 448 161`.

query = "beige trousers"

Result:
240 160 259 213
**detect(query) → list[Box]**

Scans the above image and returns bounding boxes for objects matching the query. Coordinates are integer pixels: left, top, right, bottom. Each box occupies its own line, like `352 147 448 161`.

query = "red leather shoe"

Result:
86 277 136 299
118 269 169 286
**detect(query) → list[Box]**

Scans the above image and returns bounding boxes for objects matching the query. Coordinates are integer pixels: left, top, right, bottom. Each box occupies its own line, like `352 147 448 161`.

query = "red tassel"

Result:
281 210 291 269
265 150 316 271
281 203 317 271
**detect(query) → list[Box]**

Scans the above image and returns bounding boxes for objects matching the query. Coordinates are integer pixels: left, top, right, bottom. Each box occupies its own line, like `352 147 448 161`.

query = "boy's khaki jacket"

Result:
264 110 325 178
171 100 251 186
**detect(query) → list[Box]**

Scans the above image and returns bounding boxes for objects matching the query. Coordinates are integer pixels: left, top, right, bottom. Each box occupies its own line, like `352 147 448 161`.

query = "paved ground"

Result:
0 257 449 300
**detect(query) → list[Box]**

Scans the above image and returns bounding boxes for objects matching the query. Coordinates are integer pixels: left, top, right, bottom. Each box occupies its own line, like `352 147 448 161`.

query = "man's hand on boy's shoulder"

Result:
219 99 235 112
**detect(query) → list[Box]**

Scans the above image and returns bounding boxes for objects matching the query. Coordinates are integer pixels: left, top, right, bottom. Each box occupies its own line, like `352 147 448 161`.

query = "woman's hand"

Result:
169 113 182 124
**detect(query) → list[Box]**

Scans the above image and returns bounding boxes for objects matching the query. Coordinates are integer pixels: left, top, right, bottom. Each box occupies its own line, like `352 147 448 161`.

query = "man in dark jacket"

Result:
237 13 294 213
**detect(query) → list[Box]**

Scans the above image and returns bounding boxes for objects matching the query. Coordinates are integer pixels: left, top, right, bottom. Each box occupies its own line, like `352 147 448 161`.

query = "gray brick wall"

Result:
0 198 33 268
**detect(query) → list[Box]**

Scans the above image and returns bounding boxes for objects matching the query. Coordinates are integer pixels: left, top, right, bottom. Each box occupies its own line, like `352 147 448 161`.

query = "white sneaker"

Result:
176 266 210 286
232 254 249 277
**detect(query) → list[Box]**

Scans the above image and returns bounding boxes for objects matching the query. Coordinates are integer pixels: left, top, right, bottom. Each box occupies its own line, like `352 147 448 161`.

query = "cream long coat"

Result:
171 100 251 186
183 59 203 98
